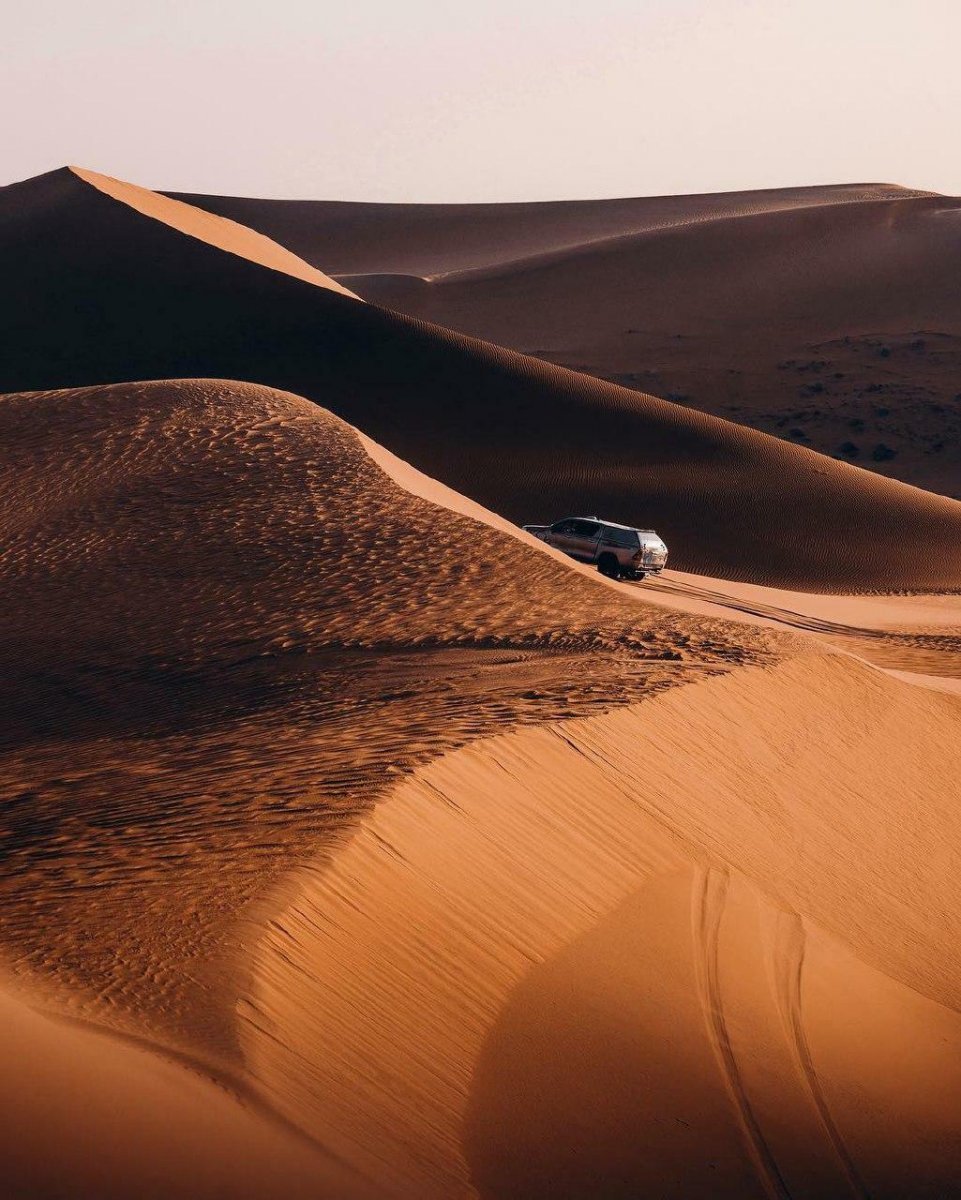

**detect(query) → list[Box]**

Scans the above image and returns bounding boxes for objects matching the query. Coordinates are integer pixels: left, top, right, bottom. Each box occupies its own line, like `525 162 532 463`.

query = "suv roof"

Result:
574 516 655 534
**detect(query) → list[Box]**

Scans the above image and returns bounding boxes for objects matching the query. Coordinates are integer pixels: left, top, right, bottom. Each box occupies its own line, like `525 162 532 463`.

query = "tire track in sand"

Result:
772 913 871 1200
693 865 792 1200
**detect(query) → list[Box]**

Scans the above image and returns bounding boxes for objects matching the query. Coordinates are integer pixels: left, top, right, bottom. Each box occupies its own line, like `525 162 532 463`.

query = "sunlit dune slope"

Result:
75 167 358 296
4 168 961 589
245 650 961 1200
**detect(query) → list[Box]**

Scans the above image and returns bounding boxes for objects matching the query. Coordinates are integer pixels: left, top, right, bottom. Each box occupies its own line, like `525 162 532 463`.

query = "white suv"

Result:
523 517 669 580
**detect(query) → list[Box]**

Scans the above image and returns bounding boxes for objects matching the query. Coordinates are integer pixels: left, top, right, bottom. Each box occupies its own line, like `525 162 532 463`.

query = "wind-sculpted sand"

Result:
172 182 931 278
244 653 961 1199
4 169 961 1199
3 376 961 1196
0 377 785 1194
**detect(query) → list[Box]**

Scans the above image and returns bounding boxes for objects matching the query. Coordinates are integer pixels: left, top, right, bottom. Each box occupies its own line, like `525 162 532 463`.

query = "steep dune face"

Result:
174 181 961 497
0 166 361 390
3 168 961 589
75 167 358 296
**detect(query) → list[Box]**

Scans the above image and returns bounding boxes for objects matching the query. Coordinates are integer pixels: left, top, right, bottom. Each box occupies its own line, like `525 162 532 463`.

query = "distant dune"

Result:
3 167 961 589
168 182 932 277
173 182 961 497
4 377 961 1197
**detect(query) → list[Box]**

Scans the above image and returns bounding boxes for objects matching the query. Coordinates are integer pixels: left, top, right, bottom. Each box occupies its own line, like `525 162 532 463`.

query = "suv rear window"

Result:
600 526 640 548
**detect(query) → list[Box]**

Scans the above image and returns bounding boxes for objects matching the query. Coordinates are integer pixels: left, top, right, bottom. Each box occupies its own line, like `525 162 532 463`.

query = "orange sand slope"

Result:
173 181 961 497
0 979 367 1200
0 377 768 1197
5 380 961 1197
3 167 961 588
250 652 961 1199
0 378 760 1051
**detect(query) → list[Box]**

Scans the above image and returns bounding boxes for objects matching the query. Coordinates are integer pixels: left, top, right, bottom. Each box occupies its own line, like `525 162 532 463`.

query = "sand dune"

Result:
345 191 961 499
6 161 961 1199
343 191 961 350
169 182 931 277
172 181 961 497
4 168 961 588
244 651 961 1200
0 977 367 1200
0 377 763 1058
5 375 961 1196
78 167 358 296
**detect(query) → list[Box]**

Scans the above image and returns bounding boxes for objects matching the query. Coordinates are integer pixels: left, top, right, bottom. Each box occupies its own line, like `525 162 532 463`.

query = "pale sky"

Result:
5 0 960 201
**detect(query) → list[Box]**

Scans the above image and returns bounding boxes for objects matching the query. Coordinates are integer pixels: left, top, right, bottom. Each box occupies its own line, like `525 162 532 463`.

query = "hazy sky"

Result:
5 0 960 201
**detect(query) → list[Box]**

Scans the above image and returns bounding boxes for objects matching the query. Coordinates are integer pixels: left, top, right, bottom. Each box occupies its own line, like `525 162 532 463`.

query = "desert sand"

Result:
177 182 961 498
3 167 961 1199
4 168 961 588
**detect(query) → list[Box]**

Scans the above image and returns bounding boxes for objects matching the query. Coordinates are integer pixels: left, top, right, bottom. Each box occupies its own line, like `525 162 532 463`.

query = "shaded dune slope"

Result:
0 979 369 1200
0 378 762 1062
78 167 357 296
4 169 961 588
337 191 961 500
171 180 961 498
348 191 961 344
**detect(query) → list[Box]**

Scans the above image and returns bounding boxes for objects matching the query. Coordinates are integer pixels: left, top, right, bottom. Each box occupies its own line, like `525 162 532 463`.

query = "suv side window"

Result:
571 520 600 537
551 519 578 534
601 526 640 548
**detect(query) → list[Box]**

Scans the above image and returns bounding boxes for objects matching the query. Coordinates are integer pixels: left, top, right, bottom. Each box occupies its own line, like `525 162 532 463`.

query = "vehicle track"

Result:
692 865 792 1200
646 576 961 678
772 913 871 1200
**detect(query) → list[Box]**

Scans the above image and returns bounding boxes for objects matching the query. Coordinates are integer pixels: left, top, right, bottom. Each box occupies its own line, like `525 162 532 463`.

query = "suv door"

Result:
544 519 579 554
566 519 602 561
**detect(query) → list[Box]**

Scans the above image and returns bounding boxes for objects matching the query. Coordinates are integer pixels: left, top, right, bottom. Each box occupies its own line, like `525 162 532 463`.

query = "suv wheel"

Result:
598 553 620 579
